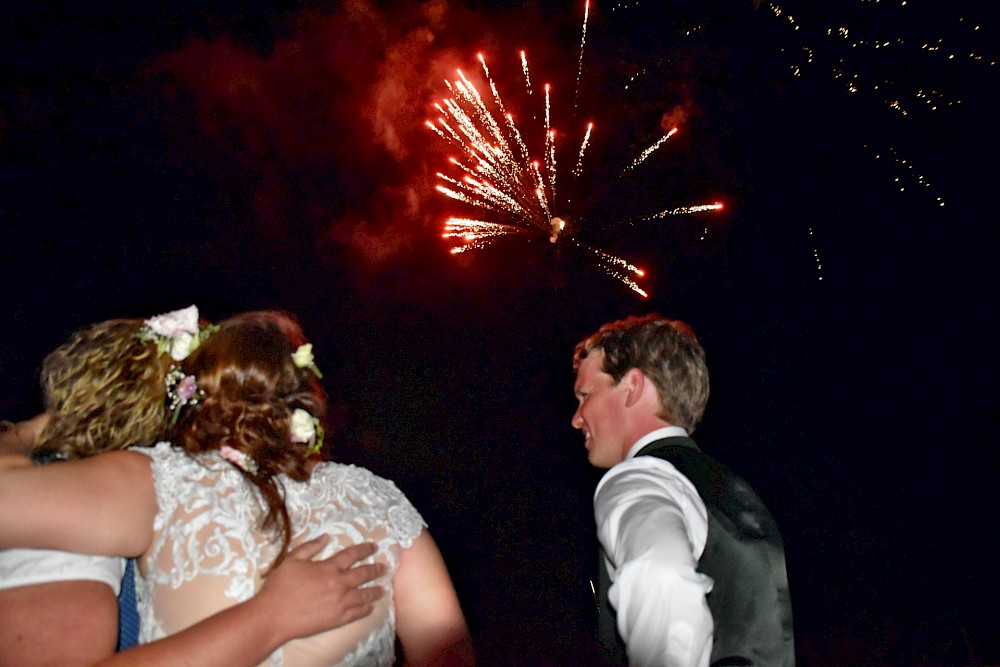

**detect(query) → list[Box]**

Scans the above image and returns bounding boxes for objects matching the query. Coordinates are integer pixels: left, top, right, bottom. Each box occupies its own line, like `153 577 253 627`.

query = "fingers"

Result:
341 561 387 587
287 534 332 561
329 541 378 569
338 584 385 619
342 583 385 605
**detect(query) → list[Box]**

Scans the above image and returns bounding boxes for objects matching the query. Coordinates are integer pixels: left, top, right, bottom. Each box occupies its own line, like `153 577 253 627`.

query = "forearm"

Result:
609 558 713 667
95 594 286 667
603 507 713 666
0 452 155 556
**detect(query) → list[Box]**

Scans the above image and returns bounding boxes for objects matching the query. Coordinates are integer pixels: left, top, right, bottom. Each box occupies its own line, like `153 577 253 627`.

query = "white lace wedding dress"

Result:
133 442 425 666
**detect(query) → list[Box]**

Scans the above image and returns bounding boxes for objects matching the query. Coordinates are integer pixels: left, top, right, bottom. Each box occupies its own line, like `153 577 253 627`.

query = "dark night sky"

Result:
1 1 997 664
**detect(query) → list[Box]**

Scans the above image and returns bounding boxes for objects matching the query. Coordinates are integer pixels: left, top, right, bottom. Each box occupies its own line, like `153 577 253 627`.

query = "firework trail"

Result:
426 56 553 241
647 203 724 219
574 0 590 110
573 240 648 298
625 127 678 173
573 122 593 178
520 51 532 96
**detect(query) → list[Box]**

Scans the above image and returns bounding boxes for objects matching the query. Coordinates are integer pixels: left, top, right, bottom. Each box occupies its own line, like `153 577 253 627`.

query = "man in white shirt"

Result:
572 314 794 667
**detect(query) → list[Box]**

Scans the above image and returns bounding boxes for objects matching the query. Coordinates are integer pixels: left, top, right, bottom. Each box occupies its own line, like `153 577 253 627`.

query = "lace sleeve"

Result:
314 463 427 549
128 442 181 533
368 473 426 549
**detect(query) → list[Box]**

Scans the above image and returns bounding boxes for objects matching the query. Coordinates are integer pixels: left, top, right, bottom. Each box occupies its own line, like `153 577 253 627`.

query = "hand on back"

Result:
259 535 386 643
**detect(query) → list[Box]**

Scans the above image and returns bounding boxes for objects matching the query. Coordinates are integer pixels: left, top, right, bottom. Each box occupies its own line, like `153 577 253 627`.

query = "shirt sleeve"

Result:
0 547 125 594
594 457 715 667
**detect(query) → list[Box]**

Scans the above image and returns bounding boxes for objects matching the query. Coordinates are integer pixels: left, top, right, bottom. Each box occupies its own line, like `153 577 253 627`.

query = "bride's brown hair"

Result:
171 311 326 566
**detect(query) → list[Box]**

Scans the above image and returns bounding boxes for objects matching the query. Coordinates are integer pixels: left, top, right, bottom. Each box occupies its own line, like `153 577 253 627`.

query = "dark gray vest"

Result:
597 437 795 666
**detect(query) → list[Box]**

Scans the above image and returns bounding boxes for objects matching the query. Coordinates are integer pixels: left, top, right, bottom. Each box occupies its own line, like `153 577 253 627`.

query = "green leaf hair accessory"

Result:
165 366 205 425
137 305 218 361
290 408 324 456
292 343 323 379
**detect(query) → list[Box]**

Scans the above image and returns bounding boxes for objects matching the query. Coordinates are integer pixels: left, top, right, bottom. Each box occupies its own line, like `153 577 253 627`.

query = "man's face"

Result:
572 350 630 469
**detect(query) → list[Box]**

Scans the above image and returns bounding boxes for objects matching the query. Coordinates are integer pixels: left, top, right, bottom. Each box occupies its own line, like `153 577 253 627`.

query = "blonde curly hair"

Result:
35 319 172 459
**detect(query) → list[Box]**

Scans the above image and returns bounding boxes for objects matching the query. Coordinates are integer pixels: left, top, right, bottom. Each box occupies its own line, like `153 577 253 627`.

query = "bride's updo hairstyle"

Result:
171 311 326 563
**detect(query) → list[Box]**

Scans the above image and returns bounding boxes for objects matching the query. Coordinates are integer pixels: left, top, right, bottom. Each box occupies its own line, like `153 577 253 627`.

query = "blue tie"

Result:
117 558 141 651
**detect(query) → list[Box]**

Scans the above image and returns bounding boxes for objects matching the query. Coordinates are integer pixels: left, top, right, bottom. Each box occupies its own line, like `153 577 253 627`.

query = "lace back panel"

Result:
135 442 425 667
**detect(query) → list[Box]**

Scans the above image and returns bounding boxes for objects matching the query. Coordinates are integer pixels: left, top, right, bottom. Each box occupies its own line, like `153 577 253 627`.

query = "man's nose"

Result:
571 405 583 430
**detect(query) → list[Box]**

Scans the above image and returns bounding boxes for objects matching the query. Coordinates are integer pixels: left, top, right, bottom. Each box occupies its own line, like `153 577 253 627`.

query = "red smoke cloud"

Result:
153 0 490 264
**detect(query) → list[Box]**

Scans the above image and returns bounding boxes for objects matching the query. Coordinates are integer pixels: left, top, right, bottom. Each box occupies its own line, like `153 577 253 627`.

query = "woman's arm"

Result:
0 450 156 557
0 537 386 667
394 531 475 666
97 537 387 666
0 580 119 667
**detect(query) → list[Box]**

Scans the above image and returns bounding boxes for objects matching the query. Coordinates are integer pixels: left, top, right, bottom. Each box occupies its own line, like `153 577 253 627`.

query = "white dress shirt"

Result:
594 426 715 667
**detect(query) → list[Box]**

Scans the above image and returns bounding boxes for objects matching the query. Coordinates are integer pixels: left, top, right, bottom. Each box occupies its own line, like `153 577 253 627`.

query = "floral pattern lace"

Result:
133 442 425 667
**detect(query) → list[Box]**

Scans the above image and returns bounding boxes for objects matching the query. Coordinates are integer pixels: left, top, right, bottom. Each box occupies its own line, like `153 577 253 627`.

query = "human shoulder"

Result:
127 440 177 460
597 454 701 498
309 462 427 547
310 461 403 496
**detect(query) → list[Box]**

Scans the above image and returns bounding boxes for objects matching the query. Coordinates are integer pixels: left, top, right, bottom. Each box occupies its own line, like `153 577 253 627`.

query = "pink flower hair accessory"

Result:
219 445 259 475
165 367 205 425
137 305 218 361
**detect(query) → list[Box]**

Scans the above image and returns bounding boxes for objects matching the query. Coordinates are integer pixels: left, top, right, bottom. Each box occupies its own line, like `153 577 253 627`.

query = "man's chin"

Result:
587 450 613 470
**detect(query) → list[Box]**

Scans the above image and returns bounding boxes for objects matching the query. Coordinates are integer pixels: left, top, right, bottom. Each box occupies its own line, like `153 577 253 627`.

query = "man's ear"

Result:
622 368 647 408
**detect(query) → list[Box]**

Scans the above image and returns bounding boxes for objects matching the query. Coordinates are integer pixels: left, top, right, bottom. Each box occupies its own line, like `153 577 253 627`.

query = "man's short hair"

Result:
574 314 710 432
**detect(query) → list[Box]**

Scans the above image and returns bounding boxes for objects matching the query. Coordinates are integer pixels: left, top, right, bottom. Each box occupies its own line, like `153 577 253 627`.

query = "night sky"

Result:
1 1 996 664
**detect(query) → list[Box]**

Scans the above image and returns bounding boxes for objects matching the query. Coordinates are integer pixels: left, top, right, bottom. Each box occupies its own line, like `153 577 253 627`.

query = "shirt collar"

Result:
625 426 690 460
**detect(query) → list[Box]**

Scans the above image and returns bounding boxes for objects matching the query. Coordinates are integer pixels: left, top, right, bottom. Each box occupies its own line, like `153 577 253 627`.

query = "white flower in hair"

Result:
169 332 195 361
292 343 323 378
290 408 317 444
292 343 314 368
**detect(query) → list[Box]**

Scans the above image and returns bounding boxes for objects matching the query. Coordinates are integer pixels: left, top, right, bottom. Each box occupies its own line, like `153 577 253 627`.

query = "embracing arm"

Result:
595 460 714 667
0 450 156 556
100 537 387 666
394 530 475 666
0 579 119 667
0 538 385 667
